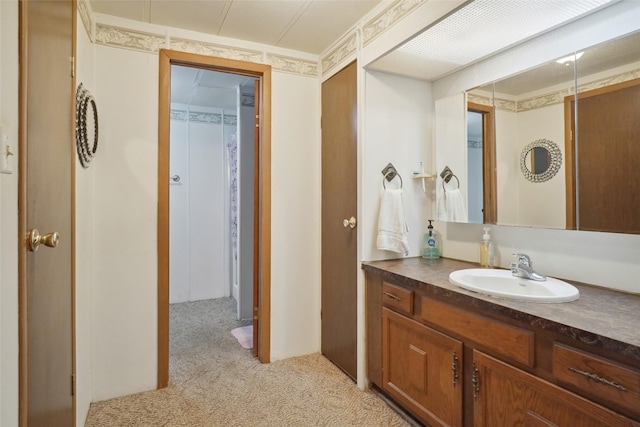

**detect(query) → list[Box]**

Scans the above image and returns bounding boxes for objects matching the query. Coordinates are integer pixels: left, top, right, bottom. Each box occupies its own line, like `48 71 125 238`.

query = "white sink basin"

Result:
449 269 580 303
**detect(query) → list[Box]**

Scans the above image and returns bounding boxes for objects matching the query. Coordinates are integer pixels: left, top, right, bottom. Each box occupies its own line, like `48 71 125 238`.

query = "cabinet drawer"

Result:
421 297 534 367
553 343 640 417
382 282 413 315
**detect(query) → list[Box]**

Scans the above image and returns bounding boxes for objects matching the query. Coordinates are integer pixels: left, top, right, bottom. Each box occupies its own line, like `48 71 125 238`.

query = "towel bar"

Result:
440 166 459 191
383 170 403 189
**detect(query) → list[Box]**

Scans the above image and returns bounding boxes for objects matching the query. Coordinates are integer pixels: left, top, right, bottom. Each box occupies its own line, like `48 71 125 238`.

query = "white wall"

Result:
75 7 96 425
495 102 566 228
0 1 19 425
431 1 640 293
362 70 433 261
514 103 566 228
269 71 321 361
92 45 160 400
169 104 231 304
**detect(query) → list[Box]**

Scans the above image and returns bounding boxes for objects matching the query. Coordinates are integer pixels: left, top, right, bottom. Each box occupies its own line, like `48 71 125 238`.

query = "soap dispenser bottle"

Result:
480 227 495 268
421 220 442 259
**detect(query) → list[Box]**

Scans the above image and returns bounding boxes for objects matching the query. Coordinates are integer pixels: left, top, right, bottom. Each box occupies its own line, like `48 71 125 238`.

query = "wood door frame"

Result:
468 101 497 224
157 49 272 388
18 0 77 424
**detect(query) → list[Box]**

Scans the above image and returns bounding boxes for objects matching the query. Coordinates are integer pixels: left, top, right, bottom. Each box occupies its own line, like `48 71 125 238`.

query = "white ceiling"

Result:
368 0 618 81
171 65 256 109
89 0 382 55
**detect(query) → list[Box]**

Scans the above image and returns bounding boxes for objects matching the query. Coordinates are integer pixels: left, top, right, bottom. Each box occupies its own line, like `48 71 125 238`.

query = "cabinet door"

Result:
382 308 463 426
473 351 640 427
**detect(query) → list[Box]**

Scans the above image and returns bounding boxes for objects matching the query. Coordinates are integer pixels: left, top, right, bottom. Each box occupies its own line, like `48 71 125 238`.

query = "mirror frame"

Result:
519 138 562 183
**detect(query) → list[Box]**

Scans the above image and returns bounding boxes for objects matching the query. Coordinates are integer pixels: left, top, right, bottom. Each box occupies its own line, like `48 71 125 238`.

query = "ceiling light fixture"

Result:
556 52 585 64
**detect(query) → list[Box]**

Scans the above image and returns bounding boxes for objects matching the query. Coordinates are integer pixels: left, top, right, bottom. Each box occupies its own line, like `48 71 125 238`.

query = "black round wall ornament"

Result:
75 83 99 168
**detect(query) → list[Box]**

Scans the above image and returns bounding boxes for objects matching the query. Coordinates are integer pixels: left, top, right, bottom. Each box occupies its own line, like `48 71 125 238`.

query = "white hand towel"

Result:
438 188 467 222
376 189 410 255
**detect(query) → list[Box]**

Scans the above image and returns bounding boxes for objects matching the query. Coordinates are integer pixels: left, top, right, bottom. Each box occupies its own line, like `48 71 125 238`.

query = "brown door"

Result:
575 79 640 233
321 61 358 379
19 0 75 425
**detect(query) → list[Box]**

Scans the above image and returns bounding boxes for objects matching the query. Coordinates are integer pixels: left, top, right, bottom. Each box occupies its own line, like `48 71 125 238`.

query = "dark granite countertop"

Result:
362 257 640 364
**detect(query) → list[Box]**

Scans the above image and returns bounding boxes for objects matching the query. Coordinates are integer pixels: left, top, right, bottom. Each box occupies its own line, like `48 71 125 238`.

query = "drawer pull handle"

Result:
472 363 480 399
383 291 401 301
568 367 628 392
452 352 459 386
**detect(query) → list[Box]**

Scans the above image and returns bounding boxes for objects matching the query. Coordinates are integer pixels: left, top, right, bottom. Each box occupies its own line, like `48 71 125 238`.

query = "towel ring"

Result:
383 171 403 189
442 174 459 192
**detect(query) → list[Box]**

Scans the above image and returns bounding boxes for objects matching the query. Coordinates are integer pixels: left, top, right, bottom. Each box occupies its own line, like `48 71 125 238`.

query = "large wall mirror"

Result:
436 29 640 234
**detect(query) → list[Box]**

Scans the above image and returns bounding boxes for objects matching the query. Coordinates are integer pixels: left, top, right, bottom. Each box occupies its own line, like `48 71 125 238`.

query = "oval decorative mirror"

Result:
75 83 99 168
520 138 562 182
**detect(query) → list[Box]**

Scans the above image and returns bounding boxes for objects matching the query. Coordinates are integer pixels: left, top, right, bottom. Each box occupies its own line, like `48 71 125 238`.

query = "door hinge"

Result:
70 56 76 78
71 374 76 396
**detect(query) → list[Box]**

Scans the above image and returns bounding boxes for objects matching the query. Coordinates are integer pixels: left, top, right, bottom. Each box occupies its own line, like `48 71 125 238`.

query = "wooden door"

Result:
321 61 357 379
382 308 463 426
19 0 75 425
473 351 638 426
575 79 640 233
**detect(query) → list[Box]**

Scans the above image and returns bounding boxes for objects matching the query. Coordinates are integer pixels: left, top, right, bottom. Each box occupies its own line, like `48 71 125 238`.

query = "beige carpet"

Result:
84 298 410 427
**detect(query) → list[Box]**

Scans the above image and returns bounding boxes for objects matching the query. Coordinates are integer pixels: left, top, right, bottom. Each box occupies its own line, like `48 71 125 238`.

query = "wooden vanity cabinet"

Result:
383 307 463 426
365 271 640 426
473 350 637 427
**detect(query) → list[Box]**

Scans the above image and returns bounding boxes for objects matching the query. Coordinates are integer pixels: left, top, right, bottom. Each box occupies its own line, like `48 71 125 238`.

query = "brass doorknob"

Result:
27 229 60 252
343 217 357 229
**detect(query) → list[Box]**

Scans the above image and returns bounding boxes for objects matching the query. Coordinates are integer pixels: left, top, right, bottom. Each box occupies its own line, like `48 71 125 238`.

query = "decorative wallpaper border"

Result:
362 0 426 47
265 53 318 77
89 0 428 79
95 24 167 53
321 0 426 76
321 32 358 76
476 68 640 113
77 0 94 42
169 37 263 64
93 23 319 77
171 110 238 126
241 93 255 107
467 93 492 107
578 69 640 95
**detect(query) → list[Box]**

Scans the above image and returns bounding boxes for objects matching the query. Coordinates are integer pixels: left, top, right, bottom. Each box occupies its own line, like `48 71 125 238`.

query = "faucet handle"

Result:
513 253 532 267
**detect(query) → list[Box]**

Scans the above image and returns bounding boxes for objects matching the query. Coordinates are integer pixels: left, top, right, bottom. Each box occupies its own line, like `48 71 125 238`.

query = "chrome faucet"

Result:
510 253 546 281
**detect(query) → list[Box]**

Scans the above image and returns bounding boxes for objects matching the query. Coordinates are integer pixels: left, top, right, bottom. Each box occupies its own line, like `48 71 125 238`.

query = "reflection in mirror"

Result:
528 147 549 174
519 138 562 183
569 31 640 234
435 30 640 233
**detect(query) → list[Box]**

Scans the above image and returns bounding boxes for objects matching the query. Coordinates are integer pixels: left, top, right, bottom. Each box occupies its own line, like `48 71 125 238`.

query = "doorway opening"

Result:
468 102 496 224
168 65 258 375
158 50 272 388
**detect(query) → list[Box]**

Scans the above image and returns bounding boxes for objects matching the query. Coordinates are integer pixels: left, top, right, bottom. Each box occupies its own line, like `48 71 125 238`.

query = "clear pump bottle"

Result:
480 227 495 268
421 220 442 259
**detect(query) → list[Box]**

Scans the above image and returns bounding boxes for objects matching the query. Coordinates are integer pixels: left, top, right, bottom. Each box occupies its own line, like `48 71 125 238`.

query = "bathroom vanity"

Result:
363 257 640 426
